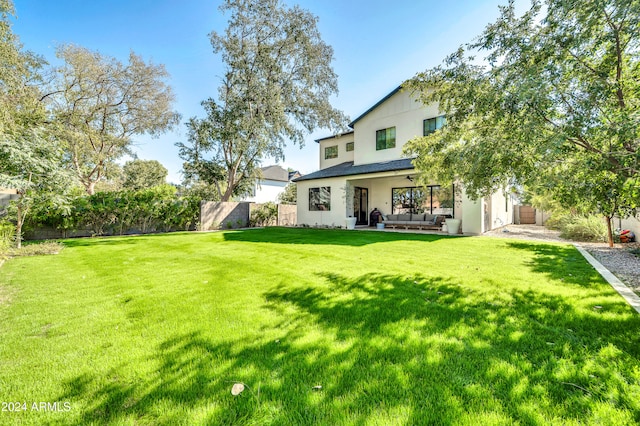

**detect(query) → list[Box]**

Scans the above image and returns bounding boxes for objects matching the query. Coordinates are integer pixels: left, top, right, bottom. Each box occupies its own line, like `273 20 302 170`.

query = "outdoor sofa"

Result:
382 213 450 230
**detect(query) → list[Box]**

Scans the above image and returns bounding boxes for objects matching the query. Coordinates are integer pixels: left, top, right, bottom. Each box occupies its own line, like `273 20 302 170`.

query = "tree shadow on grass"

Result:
55 272 640 424
506 241 607 288
222 226 453 247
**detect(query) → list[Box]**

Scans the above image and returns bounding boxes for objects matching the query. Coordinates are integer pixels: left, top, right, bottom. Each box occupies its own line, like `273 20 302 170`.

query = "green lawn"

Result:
1 228 639 425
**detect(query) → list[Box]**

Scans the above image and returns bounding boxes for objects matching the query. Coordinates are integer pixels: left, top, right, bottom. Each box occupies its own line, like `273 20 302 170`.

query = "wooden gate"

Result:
519 206 536 224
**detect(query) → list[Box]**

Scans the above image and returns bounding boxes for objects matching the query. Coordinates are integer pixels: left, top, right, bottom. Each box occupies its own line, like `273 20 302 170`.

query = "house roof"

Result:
288 170 302 180
313 85 404 141
260 165 289 182
348 85 403 128
314 130 354 143
292 158 415 182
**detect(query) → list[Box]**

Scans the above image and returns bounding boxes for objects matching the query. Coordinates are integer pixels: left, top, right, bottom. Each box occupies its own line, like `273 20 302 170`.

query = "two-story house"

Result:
293 86 516 234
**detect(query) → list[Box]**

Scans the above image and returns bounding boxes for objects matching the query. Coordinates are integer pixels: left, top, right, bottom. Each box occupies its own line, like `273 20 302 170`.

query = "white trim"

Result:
574 244 640 314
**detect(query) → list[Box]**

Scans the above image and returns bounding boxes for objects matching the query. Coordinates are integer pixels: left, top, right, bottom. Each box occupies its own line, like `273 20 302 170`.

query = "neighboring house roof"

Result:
288 170 302 180
292 158 415 182
260 165 289 182
348 85 403 128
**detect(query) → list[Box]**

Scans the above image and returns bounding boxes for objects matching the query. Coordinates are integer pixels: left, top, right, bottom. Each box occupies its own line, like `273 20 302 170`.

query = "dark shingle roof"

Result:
292 158 415 182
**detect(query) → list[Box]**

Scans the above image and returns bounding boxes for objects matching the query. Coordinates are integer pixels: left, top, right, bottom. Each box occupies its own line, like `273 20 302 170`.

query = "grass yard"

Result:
0 228 639 425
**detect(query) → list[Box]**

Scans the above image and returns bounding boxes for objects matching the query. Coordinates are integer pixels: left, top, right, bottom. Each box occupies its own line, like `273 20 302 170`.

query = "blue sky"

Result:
11 0 525 183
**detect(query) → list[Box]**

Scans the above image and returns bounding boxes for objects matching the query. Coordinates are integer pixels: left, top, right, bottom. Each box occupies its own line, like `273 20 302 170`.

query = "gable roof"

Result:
314 130 354 143
348 85 403 128
292 158 415 182
260 165 289 182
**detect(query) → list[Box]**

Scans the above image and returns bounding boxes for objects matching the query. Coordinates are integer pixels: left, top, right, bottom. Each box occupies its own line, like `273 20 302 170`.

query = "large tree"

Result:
403 0 640 246
0 129 72 248
45 44 180 195
0 0 72 248
178 0 347 201
122 159 168 191
0 0 45 132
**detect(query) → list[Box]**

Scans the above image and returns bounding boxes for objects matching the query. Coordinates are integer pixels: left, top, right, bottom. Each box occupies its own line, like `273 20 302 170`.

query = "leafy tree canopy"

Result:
0 0 46 132
403 0 640 246
122 159 168 191
45 44 180 195
278 182 297 204
178 0 348 201
0 128 73 248
0 0 73 248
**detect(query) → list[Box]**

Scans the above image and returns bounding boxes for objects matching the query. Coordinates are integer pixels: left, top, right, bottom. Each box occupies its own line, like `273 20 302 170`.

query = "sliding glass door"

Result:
354 187 368 225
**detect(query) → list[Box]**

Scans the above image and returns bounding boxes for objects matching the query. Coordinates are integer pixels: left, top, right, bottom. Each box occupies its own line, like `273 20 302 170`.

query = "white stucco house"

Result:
241 165 295 203
293 86 517 234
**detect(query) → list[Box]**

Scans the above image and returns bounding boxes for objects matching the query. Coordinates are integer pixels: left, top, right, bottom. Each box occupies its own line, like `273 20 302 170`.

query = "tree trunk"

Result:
221 172 235 201
16 204 23 249
221 186 234 202
605 215 614 248
86 181 96 195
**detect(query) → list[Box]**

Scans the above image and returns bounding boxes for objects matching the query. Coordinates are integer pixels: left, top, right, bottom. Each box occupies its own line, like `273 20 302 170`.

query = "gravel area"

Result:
580 242 640 295
484 224 640 296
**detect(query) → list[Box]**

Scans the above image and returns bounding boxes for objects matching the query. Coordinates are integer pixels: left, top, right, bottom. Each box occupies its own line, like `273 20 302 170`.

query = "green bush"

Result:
544 212 572 231
250 202 278 227
25 185 200 238
0 220 15 250
559 215 607 242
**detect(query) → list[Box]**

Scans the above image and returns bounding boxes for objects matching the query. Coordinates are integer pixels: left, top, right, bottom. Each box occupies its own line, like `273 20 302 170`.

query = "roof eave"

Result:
293 158 415 182
348 85 403 128
314 130 355 144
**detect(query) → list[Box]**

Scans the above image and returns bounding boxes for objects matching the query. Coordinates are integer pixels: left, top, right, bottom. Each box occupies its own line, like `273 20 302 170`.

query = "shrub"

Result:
544 212 572 231
559 215 607 242
250 202 278 227
0 220 15 250
24 185 200 238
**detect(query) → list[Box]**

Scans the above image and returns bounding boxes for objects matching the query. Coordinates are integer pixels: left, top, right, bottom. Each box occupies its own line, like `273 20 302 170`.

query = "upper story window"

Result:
423 116 446 135
324 145 338 159
376 127 396 150
346 141 354 152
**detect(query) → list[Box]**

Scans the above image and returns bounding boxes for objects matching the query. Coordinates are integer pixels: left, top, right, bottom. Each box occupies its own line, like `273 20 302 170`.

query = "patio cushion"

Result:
398 214 411 221
386 214 398 221
424 214 437 224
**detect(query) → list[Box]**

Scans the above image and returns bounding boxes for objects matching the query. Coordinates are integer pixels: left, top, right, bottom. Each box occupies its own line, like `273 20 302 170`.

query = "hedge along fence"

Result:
25 185 200 240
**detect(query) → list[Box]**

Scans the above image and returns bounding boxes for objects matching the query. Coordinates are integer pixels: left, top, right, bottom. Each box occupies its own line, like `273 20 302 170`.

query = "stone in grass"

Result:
231 383 245 396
